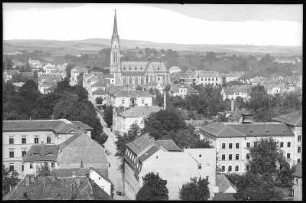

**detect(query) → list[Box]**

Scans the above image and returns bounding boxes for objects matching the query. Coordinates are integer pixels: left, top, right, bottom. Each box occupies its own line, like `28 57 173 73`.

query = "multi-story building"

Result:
2 119 92 176
195 70 222 86
109 90 153 108
178 69 197 85
108 11 170 87
124 133 218 200
70 67 89 86
221 85 252 101
112 106 161 134
272 111 302 164
169 83 199 98
197 114 295 174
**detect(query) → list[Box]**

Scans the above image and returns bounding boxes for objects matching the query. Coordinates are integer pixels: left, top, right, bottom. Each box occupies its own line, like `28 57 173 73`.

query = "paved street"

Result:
97 110 128 200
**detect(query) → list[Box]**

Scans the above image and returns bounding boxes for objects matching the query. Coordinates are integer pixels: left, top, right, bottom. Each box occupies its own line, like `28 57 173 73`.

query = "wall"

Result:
89 169 112 196
292 177 302 201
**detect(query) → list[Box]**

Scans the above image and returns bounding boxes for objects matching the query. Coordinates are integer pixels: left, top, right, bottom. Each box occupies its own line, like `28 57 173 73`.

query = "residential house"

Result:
292 163 302 201
170 83 199 98
2 119 92 176
92 88 108 106
70 67 89 86
124 133 218 200
272 111 302 164
112 106 161 134
195 70 222 86
221 85 252 101
197 114 295 174
109 90 153 108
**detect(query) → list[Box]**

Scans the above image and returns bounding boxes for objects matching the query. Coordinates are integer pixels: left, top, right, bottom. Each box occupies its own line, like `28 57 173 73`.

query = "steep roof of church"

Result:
112 9 119 42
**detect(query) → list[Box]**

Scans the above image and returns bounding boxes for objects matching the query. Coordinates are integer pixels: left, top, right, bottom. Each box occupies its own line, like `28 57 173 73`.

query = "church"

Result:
109 10 170 87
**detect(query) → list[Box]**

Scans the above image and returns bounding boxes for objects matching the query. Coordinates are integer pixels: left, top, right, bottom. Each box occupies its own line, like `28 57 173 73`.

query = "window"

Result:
222 143 225 149
221 165 225 172
22 150 27 157
254 141 258 147
198 164 202 169
287 153 290 159
236 143 239 149
235 165 239 172
246 153 250 160
246 142 250 148
228 165 232 172
298 135 301 142
235 154 239 160
9 150 14 158
122 99 125 104
298 147 301 153
297 158 301 163
30 163 33 169
51 162 55 168
222 154 225 161
9 137 14 144
229 154 232 160
246 165 250 171
47 136 51 144
9 165 14 171
287 142 291 147
34 137 39 144
142 99 145 104
22 165 24 172
280 142 284 148
22 138 26 144
229 143 233 149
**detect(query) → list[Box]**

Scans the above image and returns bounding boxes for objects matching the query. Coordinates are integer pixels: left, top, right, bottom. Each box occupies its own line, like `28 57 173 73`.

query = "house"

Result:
221 85 252 101
169 66 182 74
292 163 302 201
92 88 108 106
112 106 162 134
38 74 62 94
221 72 244 83
272 111 302 164
197 114 296 174
124 133 218 200
70 67 89 86
170 84 199 98
109 90 153 108
195 70 223 86
179 69 197 85
22 132 109 177
212 173 237 201
3 119 93 176
3 171 112 200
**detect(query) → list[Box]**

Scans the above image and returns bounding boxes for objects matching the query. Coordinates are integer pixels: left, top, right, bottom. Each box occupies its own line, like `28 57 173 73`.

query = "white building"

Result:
221 85 252 101
109 90 153 108
169 84 199 98
112 106 161 134
195 70 223 86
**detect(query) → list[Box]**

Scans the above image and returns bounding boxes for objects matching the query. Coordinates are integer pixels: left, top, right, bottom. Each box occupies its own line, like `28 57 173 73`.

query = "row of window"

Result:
221 154 240 161
121 99 145 105
125 149 141 170
221 143 240 149
222 141 294 150
9 148 28 158
221 165 240 172
199 77 219 81
280 142 291 148
8 136 52 144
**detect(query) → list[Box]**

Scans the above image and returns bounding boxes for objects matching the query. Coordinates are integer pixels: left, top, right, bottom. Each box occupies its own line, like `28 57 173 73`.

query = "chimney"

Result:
163 90 167 110
241 113 252 124
231 99 235 112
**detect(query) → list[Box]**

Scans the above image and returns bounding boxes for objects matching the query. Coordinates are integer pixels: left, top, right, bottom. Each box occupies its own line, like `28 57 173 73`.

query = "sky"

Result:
3 3 303 46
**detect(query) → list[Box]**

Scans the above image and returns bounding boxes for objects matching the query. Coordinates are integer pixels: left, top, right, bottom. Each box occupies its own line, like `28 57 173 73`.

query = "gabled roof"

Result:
90 180 113 200
272 111 302 127
120 106 161 118
216 174 237 193
112 90 153 98
155 140 181 151
126 133 155 155
92 88 107 95
138 146 160 163
23 145 59 162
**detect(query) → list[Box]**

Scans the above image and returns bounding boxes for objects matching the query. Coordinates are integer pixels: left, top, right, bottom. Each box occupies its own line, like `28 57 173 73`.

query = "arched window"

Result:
228 165 232 172
221 165 225 172
235 165 239 171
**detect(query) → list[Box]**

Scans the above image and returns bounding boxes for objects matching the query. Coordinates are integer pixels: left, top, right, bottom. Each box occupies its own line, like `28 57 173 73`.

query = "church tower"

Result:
110 9 120 68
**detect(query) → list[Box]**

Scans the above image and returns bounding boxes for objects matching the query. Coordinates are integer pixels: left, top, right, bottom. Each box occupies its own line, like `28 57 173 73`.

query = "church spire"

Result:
112 9 119 40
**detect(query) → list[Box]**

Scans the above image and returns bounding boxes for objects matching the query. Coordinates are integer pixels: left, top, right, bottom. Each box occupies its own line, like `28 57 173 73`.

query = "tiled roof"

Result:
105 85 127 94
58 132 108 167
155 140 181 151
71 121 93 131
112 90 153 98
23 145 59 162
92 88 107 95
196 70 221 77
216 174 237 193
91 80 108 87
126 133 155 155
213 193 236 201
272 111 302 127
120 106 161 118
138 146 160 163
3 119 88 134
199 122 294 138
293 163 302 178
52 168 90 177
89 180 113 200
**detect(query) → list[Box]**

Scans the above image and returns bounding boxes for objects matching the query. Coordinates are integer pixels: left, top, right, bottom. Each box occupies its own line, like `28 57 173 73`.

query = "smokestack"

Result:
163 90 166 110
231 99 235 112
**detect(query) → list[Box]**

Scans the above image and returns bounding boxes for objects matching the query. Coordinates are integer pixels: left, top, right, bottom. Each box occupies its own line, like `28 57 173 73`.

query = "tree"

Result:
2 166 20 196
142 110 187 140
179 177 210 201
136 172 169 200
103 105 113 128
37 162 51 177
35 93 63 119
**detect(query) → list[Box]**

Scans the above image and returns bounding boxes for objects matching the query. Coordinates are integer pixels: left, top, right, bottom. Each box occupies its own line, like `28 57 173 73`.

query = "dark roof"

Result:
126 133 155 155
293 163 302 178
89 180 113 200
120 106 161 118
92 88 107 95
58 132 83 150
3 119 88 133
272 111 302 127
216 174 237 193
232 108 250 121
138 146 160 163
52 168 90 177
199 122 294 138
72 121 93 131
213 193 237 201
23 145 59 162
112 90 153 98
90 168 111 184
155 140 181 151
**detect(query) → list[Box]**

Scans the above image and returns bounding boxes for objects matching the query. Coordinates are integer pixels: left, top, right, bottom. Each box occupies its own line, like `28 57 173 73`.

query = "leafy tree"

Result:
35 93 63 119
142 110 187 140
136 172 169 200
179 177 210 200
37 162 51 177
2 166 20 196
103 105 113 128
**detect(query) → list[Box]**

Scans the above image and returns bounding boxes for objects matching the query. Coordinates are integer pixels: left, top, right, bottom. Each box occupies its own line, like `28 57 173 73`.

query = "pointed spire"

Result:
112 9 119 38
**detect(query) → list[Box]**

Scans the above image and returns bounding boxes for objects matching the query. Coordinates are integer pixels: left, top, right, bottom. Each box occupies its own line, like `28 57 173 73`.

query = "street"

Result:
97 110 128 200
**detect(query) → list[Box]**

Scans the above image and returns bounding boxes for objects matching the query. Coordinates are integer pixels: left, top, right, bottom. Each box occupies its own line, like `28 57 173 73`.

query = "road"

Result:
97 110 128 200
